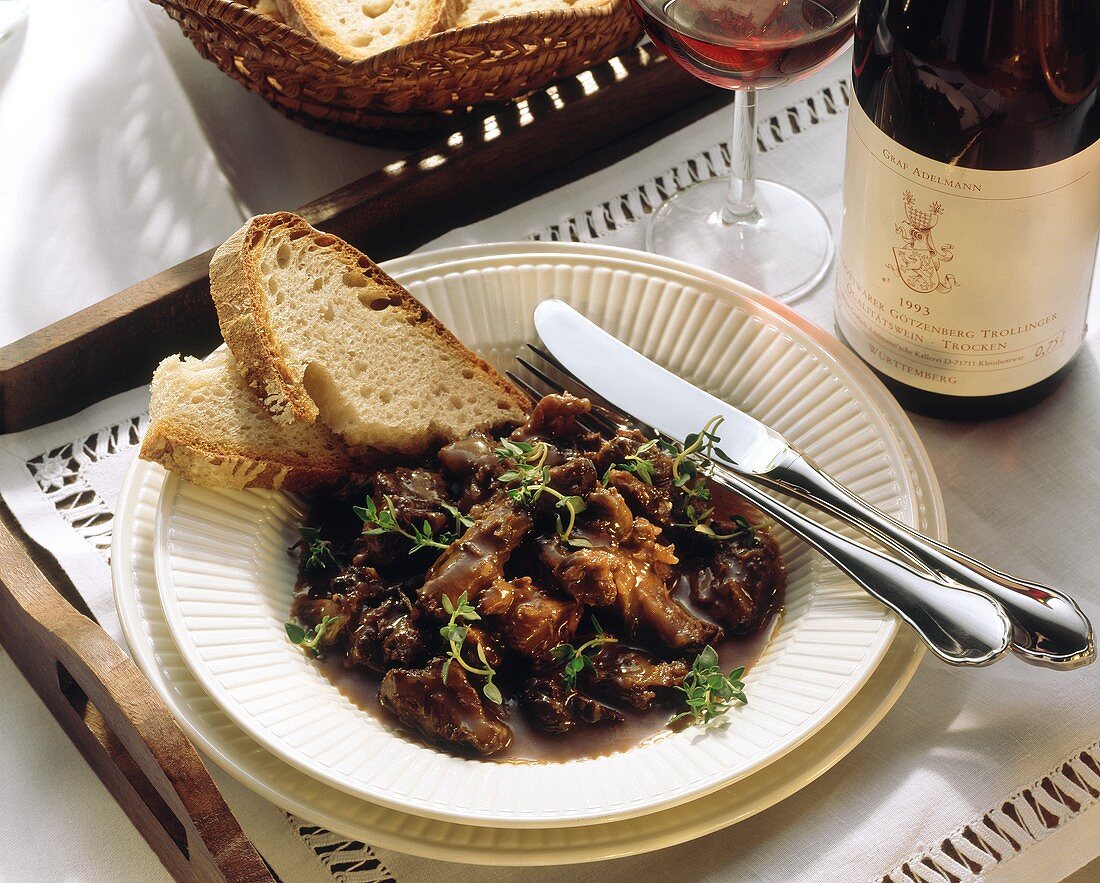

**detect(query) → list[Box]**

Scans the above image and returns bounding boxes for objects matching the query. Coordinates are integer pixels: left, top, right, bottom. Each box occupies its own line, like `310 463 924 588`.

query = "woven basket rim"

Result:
208 0 630 70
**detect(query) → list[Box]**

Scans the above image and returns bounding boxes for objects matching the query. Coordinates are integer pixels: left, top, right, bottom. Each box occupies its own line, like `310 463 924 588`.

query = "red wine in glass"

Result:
632 0 857 89
628 0 858 301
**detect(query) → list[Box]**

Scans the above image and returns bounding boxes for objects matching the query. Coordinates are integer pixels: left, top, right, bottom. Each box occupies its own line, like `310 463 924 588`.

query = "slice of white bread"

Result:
273 0 457 59
140 348 368 492
210 212 529 456
252 0 287 21
446 0 609 26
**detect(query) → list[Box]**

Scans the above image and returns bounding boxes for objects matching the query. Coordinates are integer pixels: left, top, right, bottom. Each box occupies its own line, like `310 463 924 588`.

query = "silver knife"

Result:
533 299 1095 670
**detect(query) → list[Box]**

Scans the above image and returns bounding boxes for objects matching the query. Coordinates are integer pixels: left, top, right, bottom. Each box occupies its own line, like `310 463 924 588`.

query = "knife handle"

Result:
706 465 1011 666
757 448 1095 669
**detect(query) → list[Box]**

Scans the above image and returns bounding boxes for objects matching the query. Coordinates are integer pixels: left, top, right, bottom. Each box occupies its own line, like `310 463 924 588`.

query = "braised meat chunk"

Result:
379 658 512 756
544 456 599 500
479 577 582 670
534 488 637 606
582 646 689 711
608 518 721 653
684 528 782 635
438 433 502 508
538 489 718 652
324 562 391 607
584 486 635 542
606 469 674 527
345 593 429 672
417 500 532 619
537 537 622 607
514 393 591 442
373 467 453 530
520 676 624 734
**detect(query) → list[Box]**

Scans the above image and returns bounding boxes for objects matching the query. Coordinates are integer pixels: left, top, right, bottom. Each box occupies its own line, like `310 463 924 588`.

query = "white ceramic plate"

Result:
153 242 935 828
115 459 930 865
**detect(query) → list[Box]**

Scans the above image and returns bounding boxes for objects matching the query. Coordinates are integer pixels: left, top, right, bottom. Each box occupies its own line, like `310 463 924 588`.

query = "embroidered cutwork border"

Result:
529 78 850 244
880 741 1100 883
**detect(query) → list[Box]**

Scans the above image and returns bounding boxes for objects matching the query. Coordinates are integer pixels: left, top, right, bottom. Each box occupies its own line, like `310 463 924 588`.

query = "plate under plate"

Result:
127 242 944 834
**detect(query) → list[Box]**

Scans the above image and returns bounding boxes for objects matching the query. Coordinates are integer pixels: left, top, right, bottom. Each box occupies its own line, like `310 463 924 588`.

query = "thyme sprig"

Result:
443 501 475 535
495 439 590 547
353 496 461 554
674 510 763 542
495 439 552 506
616 438 661 485
550 617 617 688
439 591 502 704
285 614 344 658
288 525 337 571
670 415 727 501
669 645 747 725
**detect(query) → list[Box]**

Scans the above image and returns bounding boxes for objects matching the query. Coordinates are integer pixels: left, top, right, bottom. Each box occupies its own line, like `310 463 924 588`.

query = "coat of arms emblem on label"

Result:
891 191 959 294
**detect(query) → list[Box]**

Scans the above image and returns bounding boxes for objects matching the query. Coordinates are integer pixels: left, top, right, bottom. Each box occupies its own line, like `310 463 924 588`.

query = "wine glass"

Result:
630 0 858 301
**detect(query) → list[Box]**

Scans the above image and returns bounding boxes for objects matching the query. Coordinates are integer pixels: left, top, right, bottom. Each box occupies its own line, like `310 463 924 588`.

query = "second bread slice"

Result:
446 0 610 27
210 212 529 456
273 0 457 59
140 348 365 491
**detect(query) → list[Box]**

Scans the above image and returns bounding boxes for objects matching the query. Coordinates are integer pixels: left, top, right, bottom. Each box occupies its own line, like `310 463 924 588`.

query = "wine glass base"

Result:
645 177 833 303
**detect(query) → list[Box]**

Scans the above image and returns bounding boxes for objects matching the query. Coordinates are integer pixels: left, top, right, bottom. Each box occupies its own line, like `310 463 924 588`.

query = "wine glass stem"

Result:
722 88 760 225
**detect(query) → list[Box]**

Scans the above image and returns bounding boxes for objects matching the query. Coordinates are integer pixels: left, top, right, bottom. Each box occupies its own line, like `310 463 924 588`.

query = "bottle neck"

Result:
853 0 1100 169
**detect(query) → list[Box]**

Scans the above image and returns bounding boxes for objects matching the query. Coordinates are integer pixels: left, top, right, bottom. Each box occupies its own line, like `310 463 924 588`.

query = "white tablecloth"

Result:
0 2 1098 882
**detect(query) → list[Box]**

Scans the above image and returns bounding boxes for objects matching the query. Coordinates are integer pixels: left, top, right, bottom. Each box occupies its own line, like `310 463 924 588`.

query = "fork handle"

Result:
707 466 1012 666
756 448 1095 669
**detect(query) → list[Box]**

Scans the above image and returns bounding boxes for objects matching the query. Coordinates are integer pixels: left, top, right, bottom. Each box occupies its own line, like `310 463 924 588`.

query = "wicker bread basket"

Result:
152 0 643 135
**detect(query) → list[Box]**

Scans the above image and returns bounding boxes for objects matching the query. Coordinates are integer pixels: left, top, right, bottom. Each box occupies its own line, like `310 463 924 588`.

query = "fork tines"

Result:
510 345 639 438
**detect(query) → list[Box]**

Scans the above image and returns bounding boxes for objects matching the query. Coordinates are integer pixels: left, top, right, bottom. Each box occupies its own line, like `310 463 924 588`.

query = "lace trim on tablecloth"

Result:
25 415 148 563
529 78 850 244
879 740 1100 883
288 815 396 883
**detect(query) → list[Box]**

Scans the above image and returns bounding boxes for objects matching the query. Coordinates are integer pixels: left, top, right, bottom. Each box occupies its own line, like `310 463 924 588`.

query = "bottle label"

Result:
836 98 1100 397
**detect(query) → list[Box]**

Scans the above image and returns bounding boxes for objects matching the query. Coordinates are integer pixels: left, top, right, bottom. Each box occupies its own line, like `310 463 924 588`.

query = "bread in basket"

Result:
151 0 643 134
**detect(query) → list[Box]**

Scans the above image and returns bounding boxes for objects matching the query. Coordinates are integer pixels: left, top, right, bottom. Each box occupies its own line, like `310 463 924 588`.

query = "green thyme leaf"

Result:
439 591 500 704
284 614 342 659
442 502 474 532
288 525 338 571
671 645 748 725
552 617 618 688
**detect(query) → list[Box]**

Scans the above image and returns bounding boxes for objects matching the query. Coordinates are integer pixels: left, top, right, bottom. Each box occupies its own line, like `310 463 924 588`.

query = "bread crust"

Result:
139 417 365 492
209 212 530 437
211 215 320 426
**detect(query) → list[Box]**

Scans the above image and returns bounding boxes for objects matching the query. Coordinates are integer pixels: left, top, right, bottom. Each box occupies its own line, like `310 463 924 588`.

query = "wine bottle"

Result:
835 0 1100 419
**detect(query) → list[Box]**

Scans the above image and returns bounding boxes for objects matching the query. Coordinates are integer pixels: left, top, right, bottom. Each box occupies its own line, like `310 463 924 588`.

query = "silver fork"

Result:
508 352 1014 667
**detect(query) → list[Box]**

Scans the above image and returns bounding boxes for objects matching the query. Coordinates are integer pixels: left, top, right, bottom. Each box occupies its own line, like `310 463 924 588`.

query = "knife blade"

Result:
532 299 790 473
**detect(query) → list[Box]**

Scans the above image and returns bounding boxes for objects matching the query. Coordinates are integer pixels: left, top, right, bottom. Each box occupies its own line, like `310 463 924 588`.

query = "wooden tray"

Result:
0 45 716 882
